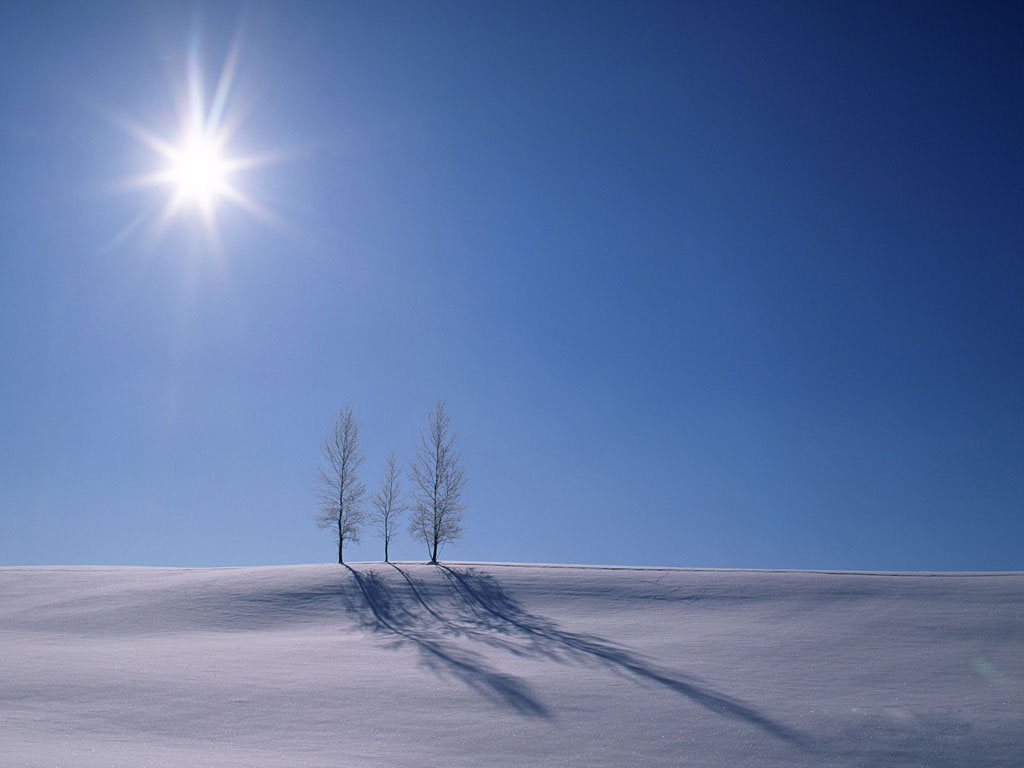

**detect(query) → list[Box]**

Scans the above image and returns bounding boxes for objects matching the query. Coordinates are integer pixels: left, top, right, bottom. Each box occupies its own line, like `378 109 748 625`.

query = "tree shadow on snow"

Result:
341 564 809 748
342 565 550 718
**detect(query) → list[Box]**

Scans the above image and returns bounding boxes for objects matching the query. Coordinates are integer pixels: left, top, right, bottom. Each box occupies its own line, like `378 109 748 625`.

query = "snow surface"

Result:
2 562 1021 767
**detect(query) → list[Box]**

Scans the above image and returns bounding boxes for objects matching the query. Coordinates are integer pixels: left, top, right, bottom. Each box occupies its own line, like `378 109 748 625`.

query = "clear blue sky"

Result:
1 2 1021 570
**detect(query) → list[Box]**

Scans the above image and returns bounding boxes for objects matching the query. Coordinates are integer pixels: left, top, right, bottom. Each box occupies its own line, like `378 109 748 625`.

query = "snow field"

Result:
1 563 1021 766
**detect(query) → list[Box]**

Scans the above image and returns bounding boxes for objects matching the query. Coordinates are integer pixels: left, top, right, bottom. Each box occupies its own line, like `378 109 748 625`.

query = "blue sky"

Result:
1 1 1021 570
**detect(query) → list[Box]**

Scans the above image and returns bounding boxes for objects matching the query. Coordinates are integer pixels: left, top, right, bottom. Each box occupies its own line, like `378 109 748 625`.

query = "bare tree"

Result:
370 453 405 563
314 407 366 564
409 401 466 563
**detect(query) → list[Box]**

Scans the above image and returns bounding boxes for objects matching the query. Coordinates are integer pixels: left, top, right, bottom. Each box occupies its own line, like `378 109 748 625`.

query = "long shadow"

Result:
435 564 810 748
341 563 810 748
342 565 550 718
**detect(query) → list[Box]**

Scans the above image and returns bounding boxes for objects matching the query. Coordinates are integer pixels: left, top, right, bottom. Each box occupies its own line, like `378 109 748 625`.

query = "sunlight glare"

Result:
170 130 228 210
109 31 286 247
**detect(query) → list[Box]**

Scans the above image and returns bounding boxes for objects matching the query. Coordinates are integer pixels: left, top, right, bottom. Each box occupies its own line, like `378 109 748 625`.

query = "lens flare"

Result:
109 31 284 247
170 130 228 210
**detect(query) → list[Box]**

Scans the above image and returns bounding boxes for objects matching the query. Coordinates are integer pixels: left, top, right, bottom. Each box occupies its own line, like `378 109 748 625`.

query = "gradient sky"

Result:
1 2 1021 570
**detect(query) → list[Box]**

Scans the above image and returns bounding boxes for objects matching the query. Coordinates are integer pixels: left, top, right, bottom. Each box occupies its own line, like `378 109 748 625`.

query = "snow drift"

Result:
1 563 1021 766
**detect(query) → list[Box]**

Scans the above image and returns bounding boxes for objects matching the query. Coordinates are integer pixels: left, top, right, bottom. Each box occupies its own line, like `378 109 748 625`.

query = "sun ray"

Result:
218 184 288 233
108 30 283 248
206 38 240 136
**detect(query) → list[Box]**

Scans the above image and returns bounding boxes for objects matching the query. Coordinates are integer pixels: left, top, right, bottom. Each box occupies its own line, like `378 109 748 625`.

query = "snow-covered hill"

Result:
2 563 1021 767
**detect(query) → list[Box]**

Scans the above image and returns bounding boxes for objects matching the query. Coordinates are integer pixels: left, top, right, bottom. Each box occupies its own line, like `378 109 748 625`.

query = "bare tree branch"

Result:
409 401 466 563
370 453 406 563
313 407 366 564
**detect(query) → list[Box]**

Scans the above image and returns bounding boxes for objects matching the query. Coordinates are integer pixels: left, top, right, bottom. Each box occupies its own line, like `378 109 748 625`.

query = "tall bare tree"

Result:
370 453 405 563
314 407 366 564
409 401 466 563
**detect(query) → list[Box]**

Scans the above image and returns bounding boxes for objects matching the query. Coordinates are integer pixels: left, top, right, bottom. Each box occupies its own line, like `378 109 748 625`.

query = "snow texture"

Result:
2 563 1021 766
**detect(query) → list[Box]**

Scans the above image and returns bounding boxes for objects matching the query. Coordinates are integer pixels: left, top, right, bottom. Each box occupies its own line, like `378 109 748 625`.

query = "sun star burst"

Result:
110 34 283 247
169 130 229 211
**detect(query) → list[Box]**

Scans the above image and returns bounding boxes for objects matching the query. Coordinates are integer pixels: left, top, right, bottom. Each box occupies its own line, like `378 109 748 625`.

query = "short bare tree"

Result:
314 407 366 564
370 453 405 563
409 401 466 563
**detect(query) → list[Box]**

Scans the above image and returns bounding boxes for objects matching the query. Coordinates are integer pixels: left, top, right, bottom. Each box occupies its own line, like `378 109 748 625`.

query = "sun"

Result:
109 35 283 244
168 130 229 211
